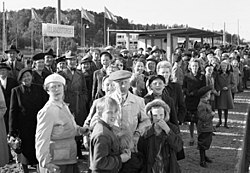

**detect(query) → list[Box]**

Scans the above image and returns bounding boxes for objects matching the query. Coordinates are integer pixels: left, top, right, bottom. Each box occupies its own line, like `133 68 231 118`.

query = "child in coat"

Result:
89 96 131 173
137 99 183 173
197 90 215 168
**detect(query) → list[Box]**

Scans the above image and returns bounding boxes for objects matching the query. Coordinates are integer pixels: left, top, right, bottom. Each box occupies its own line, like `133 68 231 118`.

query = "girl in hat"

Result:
138 99 183 173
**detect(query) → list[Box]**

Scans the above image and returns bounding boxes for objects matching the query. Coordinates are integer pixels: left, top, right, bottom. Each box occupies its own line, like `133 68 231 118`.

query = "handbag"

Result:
8 135 22 154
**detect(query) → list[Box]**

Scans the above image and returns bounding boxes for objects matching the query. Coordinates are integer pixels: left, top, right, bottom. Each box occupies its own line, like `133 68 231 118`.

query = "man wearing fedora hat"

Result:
5 44 24 80
63 50 89 159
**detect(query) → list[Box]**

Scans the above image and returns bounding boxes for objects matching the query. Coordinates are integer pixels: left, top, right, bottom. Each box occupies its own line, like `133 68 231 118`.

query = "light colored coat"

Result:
36 100 81 173
110 91 151 136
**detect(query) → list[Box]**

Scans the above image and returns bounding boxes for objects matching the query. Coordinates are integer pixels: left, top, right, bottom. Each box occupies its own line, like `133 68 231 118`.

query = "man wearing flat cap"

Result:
32 53 51 86
5 44 24 80
62 50 89 159
109 70 151 151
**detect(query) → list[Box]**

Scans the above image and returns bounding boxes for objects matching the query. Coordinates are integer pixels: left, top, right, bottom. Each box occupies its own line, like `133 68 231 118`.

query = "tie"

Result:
10 63 14 70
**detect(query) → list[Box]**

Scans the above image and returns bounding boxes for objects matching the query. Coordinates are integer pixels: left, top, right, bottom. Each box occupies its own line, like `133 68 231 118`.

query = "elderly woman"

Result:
9 68 48 173
183 59 207 146
36 73 89 173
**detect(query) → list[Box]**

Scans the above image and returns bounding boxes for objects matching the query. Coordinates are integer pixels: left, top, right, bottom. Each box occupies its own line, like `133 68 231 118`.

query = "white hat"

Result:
44 73 66 86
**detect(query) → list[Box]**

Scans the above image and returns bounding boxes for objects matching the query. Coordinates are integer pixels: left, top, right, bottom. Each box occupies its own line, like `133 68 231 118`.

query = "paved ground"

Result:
179 90 250 173
1 89 250 173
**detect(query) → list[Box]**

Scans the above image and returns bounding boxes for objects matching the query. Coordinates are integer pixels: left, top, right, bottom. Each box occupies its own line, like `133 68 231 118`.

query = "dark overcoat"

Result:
9 84 48 164
182 72 206 111
1 77 18 133
215 72 235 109
163 82 186 123
63 68 88 126
137 123 183 173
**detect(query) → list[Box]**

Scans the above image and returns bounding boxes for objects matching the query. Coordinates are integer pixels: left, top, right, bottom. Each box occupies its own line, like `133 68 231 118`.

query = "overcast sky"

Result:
4 0 250 41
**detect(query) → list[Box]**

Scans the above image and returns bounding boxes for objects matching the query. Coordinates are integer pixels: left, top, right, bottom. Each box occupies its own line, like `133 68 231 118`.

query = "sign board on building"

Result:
42 23 74 37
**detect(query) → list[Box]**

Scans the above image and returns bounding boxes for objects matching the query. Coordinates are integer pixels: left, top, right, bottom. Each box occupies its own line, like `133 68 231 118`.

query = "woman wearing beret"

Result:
35 73 88 173
9 68 48 172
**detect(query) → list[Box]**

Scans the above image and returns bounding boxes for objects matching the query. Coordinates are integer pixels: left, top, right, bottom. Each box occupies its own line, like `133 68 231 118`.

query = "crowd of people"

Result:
0 42 249 172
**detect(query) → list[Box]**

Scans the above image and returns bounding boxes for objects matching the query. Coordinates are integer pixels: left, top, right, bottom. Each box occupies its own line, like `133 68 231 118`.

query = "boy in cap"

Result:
197 89 215 168
137 99 183 173
144 75 179 128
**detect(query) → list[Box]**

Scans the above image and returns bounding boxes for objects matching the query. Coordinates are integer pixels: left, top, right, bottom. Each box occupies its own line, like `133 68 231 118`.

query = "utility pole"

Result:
237 19 240 46
2 2 6 57
223 22 226 46
56 0 61 56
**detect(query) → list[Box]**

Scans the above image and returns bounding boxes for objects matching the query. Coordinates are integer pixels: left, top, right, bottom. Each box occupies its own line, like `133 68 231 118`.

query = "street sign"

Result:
42 23 74 37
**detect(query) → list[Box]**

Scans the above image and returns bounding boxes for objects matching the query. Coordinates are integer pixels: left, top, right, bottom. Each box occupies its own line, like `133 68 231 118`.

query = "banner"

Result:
31 8 42 22
104 7 117 23
81 8 95 24
42 23 74 37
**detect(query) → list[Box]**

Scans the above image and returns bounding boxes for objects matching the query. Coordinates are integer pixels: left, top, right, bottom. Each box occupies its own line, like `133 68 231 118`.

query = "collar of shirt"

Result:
0 77 7 89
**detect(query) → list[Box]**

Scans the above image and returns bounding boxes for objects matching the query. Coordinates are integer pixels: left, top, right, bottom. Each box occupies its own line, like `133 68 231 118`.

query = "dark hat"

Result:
146 55 157 63
138 47 144 51
65 50 76 59
0 62 11 70
17 67 32 82
5 44 20 54
161 49 166 54
109 70 132 81
55 56 66 64
32 53 45 61
147 75 165 87
100 51 112 60
151 46 161 54
80 54 92 64
44 48 56 57
197 86 212 97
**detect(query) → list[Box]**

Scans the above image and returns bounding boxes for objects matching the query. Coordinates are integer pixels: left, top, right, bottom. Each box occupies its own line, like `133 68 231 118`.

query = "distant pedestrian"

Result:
215 60 235 128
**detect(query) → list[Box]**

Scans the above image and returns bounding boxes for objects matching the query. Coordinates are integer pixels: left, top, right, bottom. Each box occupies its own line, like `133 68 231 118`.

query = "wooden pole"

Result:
223 22 226 46
2 2 6 58
31 22 34 56
107 27 109 46
104 10 106 46
56 0 61 56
